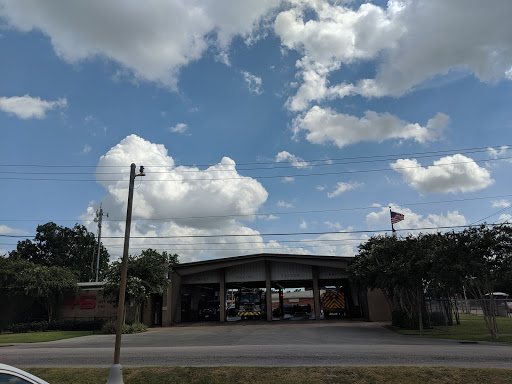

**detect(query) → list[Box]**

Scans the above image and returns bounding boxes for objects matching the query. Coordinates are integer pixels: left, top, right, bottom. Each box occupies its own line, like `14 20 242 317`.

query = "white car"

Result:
0 364 50 384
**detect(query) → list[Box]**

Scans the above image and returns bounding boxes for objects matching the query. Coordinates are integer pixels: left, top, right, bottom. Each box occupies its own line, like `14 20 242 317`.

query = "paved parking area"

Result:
1 320 512 367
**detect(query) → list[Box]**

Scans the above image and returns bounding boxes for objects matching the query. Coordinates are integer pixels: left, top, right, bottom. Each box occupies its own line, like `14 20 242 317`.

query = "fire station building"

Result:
162 253 391 325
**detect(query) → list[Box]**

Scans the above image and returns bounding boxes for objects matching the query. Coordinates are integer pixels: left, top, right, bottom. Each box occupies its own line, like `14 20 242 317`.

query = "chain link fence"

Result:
426 298 511 319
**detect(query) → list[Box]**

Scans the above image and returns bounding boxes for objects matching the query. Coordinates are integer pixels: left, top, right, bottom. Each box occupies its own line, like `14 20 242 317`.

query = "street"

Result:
1 321 511 368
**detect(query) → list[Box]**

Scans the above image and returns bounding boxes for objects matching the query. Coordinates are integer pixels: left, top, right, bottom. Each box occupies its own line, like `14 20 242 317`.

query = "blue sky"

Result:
2 0 512 263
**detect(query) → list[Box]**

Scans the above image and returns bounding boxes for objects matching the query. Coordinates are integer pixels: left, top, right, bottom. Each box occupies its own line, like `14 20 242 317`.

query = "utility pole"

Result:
107 163 144 384
94 205 108 282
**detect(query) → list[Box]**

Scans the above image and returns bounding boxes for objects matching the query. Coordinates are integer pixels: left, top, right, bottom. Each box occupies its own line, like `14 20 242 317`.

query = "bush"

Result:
129 322 148 333
100 321 147 334
392 310 412 328
2 318 110 334
428 311 447 326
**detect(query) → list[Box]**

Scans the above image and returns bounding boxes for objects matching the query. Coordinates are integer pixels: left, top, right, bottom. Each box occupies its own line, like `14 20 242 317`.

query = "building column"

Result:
219 268 226 322
169 270 182 324
265 261 272 321
312 266 321 320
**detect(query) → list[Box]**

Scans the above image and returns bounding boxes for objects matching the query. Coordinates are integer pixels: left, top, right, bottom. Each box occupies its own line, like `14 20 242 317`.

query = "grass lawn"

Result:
24 366 512 384
0 330 93 344
396 314 512 343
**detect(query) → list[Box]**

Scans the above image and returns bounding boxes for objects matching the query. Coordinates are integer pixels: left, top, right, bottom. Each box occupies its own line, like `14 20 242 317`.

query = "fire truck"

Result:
322 290 346 318
236 289 265 319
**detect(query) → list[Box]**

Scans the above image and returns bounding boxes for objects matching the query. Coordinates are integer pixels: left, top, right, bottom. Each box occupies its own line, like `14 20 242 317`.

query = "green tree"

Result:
9 222 109 282
0 257 78 321
459 224 512 339
102 249 178 322
350 234 433 331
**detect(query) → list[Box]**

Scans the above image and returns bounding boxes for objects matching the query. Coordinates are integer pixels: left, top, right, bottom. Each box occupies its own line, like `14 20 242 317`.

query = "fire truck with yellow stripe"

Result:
236 289 264 319
322 289 346 318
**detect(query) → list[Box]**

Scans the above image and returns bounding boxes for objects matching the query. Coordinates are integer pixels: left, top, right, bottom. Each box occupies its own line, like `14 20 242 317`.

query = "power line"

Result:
1 144 508 169
1 154 511 182
0 146 501 175
1 223 509 240
3 193 512 223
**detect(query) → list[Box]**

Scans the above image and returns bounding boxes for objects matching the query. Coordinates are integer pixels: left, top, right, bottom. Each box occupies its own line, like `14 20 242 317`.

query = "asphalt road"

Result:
1 320 512 368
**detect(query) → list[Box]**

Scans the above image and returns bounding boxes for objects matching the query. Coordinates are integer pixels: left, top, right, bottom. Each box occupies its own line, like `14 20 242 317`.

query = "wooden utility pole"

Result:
95 205 108 282
107 163 144 384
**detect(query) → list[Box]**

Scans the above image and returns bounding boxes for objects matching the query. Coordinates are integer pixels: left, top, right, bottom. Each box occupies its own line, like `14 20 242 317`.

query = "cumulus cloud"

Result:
275 151 310 168
78 134 282 261
0 225 26 235
391 154 494 194
499 214 512 223
83 135 353 261
293 106 448 148
170 123 188 134
275 0 512 106
0 1 278 89
241 70 263 94
301 225 362 257
366 204 467 232
0 95 67 119
277 200 293 208
488 146 509 159
281 177 295 183
327 181 362 198
492 200 511 209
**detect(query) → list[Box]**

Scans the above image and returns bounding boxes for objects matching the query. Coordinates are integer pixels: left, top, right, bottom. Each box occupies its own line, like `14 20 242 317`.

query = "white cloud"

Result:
241 70 263 94
366 205 467 232
275 0 512 105
316 185 326 191
277 200 293 208
81 134 280 261
299 219 307 229
324 221 342 231
294 106 448 148
391 154 494 194
492 200 511 209
499 214 512 223
82 144 92 154
0 95 67 119
0 1 278 89
301 225 362 256
275 151 310 168
0 225 27 235
327 181 362 198
170 122 188 134
488 146 508 159
281 177 295 183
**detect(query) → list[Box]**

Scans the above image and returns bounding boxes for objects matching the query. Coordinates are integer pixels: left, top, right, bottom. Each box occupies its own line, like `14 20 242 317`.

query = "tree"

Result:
102 249 178 322
9 222 109 282
459 224 512 339
0 257 78 321
350 225 512 339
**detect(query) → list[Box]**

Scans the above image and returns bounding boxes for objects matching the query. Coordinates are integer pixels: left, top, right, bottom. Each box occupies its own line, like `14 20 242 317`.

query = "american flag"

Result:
390 211 405 224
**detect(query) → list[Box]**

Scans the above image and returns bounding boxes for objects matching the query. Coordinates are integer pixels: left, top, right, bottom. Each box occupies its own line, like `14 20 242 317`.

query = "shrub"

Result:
3 318 110 334
428 311 447 326
100 321 147 334
392 310 414 329
129 322 148 333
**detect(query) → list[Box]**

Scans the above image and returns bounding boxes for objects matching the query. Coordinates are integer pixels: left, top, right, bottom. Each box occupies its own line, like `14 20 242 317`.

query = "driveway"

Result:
1 320 511 367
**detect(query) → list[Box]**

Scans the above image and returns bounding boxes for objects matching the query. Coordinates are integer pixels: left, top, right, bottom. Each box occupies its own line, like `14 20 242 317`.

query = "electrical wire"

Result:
2 193 512 224
0 144 507 169
1 154 511 182
1 223 510 240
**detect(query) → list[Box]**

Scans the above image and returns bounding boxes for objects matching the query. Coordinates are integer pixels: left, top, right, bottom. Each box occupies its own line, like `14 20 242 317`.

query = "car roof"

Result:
0 363 50 384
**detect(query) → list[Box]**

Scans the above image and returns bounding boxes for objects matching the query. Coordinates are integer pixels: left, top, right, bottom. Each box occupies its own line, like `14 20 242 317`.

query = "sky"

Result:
2 0 512 264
